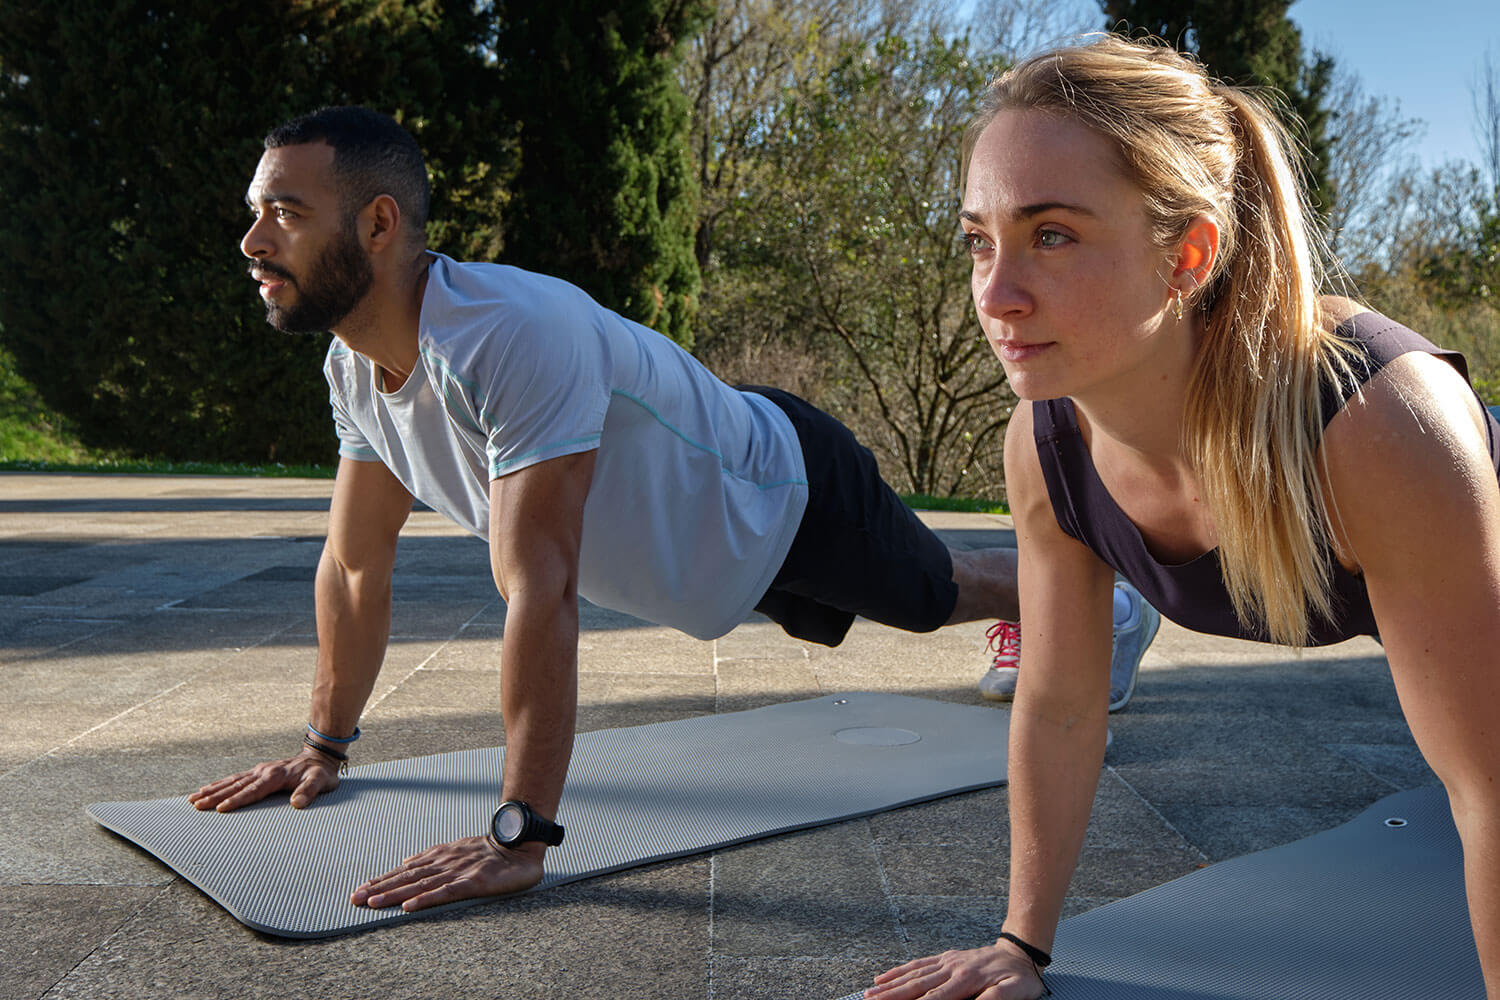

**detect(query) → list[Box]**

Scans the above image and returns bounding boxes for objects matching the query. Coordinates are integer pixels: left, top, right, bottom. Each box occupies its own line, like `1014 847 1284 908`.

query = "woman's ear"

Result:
1171 214 1220 295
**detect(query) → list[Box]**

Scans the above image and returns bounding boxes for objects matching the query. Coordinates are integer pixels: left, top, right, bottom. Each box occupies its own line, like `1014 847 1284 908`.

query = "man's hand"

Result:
188 749 341 812
864 942 1048 1000
350 837 545 911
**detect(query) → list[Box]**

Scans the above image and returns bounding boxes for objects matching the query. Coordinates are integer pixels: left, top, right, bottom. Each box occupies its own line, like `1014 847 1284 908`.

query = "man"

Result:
190 107 1153 913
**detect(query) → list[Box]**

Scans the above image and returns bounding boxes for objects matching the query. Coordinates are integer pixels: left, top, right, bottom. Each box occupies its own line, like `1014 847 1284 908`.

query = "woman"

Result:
867 34 1500 1000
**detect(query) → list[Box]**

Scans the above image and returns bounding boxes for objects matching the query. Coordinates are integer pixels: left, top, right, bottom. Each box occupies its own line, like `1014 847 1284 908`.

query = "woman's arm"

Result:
867 405 1116 1000
1322 349 1500 998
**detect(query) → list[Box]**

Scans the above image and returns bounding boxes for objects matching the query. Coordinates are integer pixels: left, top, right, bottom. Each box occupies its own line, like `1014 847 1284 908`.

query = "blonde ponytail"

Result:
970 35 1358 644
1186 88 1356 644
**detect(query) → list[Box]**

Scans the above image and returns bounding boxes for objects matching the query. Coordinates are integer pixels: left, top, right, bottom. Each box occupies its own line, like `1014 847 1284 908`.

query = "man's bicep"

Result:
326 457 413 568
487 449 597 600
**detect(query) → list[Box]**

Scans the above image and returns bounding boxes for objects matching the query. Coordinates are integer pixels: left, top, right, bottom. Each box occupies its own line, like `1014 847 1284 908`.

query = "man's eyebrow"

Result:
959 201 1098 224
244 192 314 210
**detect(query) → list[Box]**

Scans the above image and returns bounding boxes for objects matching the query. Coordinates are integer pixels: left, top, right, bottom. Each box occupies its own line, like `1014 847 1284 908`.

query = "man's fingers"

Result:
355 865 441 908
189 756 338 813
398 876 483 912
352 837 545 911
213 774 276 811
189 772 253 809
289 767 335 809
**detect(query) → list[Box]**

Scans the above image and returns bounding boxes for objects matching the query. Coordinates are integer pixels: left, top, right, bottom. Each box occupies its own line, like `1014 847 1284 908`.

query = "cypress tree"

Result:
1102 0 1337 216
494 0 709 347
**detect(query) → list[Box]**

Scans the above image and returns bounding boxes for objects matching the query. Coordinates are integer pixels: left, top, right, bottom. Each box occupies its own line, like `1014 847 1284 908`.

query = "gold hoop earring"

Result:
1172 289 1184 321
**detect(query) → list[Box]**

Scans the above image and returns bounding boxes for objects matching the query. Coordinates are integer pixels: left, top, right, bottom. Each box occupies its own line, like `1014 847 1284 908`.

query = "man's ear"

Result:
362 194 403 254
1171 214 1219 295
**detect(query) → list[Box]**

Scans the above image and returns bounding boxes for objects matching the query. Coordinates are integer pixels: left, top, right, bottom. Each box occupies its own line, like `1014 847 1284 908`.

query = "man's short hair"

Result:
265 106 430 236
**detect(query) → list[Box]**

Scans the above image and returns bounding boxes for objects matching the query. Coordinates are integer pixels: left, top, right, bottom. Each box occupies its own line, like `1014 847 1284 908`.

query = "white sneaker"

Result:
1109 582 1159 713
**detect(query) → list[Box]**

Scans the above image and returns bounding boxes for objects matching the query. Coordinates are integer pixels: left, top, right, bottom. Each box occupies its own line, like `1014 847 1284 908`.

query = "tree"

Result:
682 0 883 278
705 29 1015 498
1100 0 1338 216
0 0 514 463
495 0 709 347
1474 47 1500 198
1322 64 1423 270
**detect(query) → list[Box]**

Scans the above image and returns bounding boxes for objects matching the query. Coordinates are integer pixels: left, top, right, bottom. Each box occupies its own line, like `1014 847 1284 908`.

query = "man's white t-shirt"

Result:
324 252 809 639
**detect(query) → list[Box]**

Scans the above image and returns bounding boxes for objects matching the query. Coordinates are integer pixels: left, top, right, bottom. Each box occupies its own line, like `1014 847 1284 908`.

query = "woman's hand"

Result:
865 941 1048 1000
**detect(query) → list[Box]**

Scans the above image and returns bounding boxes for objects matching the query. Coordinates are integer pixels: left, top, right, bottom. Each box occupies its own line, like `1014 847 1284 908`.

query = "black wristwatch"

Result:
487 800 565 850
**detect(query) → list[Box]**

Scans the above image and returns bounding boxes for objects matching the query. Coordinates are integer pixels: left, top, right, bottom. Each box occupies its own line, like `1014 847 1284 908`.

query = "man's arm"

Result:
190 456 412 812
350 448 595 911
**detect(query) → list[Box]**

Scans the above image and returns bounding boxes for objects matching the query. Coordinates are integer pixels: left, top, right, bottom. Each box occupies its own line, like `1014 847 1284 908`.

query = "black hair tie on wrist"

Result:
997 931 1053 995
996 931 1051 968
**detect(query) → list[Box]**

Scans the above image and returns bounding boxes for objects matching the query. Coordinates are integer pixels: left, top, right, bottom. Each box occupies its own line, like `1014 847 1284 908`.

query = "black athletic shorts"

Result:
741 386 957 647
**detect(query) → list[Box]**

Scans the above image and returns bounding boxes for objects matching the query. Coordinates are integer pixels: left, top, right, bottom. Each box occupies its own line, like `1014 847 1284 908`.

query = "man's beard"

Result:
261 223 374 334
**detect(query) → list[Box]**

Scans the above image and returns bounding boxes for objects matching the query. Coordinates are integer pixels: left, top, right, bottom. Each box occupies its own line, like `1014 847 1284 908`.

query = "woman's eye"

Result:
960 232 992 255
1036 228 1072 248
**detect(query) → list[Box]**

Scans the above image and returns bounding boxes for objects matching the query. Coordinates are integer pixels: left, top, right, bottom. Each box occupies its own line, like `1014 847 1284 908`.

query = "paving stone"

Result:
0 884 162 1000
42 862 708 1000
711 822 897 958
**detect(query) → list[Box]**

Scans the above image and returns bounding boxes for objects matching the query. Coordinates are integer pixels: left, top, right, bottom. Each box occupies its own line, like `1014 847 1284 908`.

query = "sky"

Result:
1015 0 1498 172
1289 0 1498 171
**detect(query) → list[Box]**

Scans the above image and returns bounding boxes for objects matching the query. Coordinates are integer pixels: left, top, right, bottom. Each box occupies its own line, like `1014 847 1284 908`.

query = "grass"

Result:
0 346 98 465
0 457 337 477
0 345 338 478
899 492 1009 515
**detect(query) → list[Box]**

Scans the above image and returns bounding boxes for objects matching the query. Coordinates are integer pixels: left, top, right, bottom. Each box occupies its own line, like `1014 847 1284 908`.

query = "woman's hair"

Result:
967 34 1355 645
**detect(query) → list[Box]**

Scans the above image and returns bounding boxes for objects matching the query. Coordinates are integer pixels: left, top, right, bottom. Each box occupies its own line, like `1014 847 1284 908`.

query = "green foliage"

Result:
700 28 1015 498
1418 198 1500 308
496 0 709 347
1100 0 1337 215
0 341 98 463
0 0 514 464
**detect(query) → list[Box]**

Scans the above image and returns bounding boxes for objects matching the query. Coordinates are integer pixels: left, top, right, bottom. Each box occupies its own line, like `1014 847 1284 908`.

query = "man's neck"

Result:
333 254 430 393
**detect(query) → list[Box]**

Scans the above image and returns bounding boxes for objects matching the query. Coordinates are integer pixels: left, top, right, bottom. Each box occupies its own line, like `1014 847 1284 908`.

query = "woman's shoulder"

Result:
1320 331 1493 564
1317 294 1369 333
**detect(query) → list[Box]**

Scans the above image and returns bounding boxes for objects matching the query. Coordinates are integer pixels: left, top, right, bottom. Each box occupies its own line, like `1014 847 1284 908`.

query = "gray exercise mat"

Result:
832 785 1481 999
88 692 1008 939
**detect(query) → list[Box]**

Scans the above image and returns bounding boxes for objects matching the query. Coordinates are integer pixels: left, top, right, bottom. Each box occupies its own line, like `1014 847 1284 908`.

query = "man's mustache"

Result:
249 262 295 281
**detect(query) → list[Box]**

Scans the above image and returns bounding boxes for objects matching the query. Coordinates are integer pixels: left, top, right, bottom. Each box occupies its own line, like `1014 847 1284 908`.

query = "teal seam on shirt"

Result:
489 434 602 477
419 348 486 438
609 389 808 491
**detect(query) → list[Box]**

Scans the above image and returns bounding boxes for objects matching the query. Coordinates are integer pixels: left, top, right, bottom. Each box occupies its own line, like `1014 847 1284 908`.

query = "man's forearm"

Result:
495 590 579 821
308 544 396 738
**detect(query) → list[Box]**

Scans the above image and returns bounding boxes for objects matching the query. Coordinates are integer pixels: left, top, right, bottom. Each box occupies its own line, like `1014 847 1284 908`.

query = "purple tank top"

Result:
1032 312 1500 645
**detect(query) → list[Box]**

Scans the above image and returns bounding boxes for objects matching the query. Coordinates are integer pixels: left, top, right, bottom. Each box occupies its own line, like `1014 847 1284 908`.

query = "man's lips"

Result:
250 270 290 298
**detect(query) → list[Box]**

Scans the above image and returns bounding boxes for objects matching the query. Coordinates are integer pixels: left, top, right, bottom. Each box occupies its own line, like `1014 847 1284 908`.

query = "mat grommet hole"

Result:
1384 817 1407 828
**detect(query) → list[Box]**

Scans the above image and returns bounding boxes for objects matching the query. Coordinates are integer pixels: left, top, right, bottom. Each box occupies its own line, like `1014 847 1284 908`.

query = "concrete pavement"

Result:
0 473 1429 999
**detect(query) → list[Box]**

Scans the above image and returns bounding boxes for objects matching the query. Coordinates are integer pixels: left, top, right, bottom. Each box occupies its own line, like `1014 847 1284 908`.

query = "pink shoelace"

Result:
985 620 1021 670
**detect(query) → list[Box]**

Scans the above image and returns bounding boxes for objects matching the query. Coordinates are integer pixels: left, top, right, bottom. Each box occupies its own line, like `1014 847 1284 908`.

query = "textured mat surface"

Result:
832 785 1480 999
88 692 1008 938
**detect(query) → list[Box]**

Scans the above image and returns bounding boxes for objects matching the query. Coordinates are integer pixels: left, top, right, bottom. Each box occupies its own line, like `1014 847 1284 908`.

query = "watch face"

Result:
496 803 526 842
